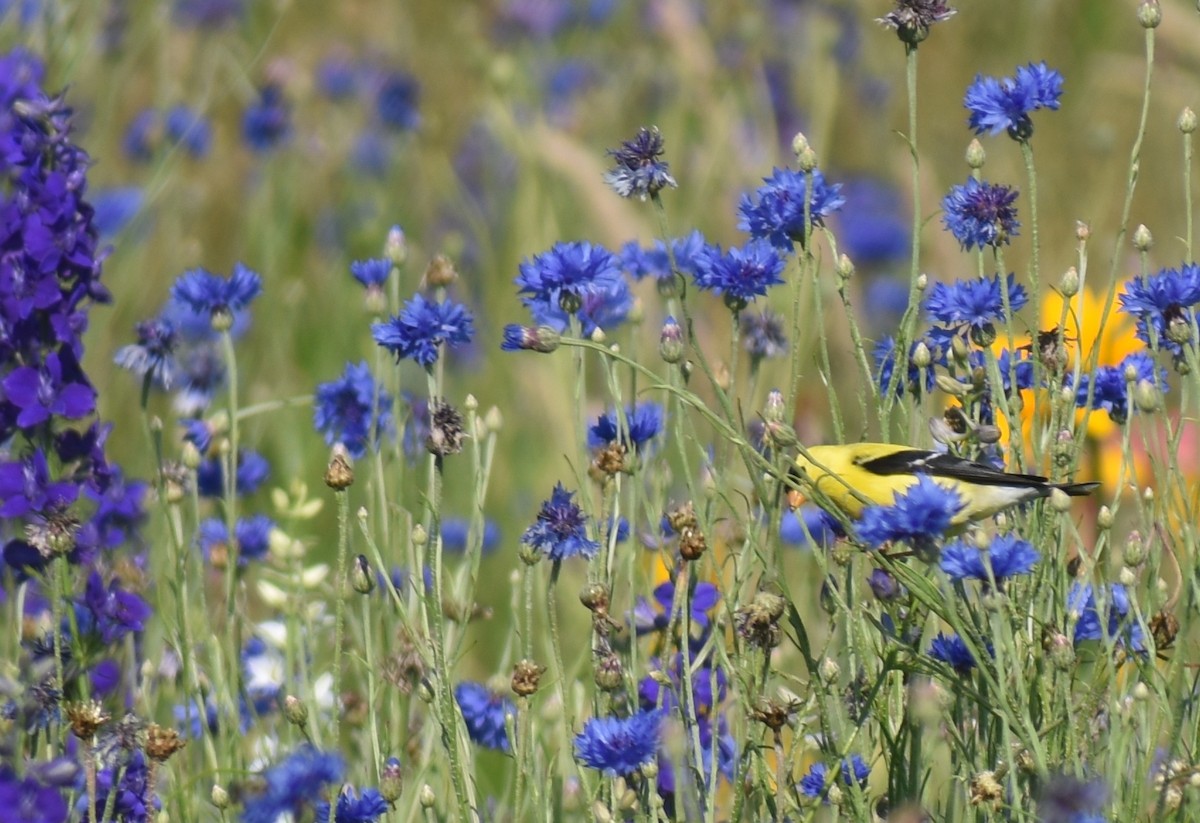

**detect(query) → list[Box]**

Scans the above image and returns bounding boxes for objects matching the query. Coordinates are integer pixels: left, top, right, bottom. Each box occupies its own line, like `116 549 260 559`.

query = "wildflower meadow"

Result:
5 1 1200 821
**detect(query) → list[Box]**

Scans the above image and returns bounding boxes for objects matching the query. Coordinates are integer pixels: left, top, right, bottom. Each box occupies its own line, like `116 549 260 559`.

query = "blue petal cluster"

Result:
520 483 599 561
376 71 421 131
170 264 263 320
454 681 514 752
575 710 665 776
738 168 845 251
925 273 1028 332
834 178 910 266
928 632 979 673
964 62 1064 138
350 258 392 289
941 178 1020 250
603 127 677 200
620 230 708 288
1068 583 1144 651
196 449 270 498
798 755 871 801
855 475 964 548
515 241 630 334
940 533 1039 583
197 515 274 565
372 294 475 368
740 309 789 362
242 84 291 151
631 580 720 635
313 361 395 459
241 747 345 823
1118 263 1200 353
873 335 941 398
315 786 389 823
587 402 664 452
693 239 787 305
1071 351 1167 425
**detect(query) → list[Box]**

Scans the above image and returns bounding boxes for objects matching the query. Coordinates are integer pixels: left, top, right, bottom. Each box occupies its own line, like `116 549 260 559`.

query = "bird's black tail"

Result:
1055 481 1101 497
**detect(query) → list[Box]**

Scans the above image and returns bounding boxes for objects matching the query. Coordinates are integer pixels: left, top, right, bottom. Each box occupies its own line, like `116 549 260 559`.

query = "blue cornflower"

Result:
376 71 420 131
351 129 391 173
575 710 664 777
620 231 708 289
1118 264 1200 351
170 264 262 323
242 84 291 152
196 449 269 498
780 507 842 547
798 755 870 802
241 747 345 823
588 402 664 452
692 239 787 307
737 168 845 251
855 475 963 549
1068 583 1144 651
441 517 500 554
965 62 1064 139
372 294 475 368
865 278 914 329
603 127 677 200
317 56 359 100
350 258 392 289
834 178 909 266
164 105 211 158
115 318 178 389
454 682 514 752
515 241 625 328
521 483 599 561
740 309 789 362
940 533 1039 583
632 580 721 635
928 632 980 673
1072 351 1167 425
941 178 1020 250
2 351 97 429
925 273 1028 335
123 109 158 161
316 786 389 823
173 0 243 28
92 187 145 238
197 515 274 564
965 348 1035 396
868 568 904 601
526 276 633 336
314 361 395 459
873 335 939 398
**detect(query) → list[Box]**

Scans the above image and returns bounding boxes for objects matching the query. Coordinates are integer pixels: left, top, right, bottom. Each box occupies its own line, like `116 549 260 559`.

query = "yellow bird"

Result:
790 443 1100 527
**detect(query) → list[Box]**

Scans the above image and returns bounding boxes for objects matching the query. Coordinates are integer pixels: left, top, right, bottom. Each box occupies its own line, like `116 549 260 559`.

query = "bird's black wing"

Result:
856 449 1050 488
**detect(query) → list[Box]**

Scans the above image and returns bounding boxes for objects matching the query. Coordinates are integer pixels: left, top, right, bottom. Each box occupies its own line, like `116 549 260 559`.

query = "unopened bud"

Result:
211 786 229 809
351 554 375 594
380 757 404 803
791 132 810 158
419 784 437 809
659 315 685 364
935 373 968 398
484 405 503 432
411 524 428 546
797 146 818 172
916 272 928 291
1118 567 1137 587
1060 267 1080 297
965 138 986 169
1180 107 1198 134
911 341 932 369
1124 531 1147 566
385 226 407 265
1048 488 1072 512
1132 224 1153 251
764 388 786 424
818 657 840 685
283 695 308 727
835 254 854 280
1137 0 1162 28
180 441 202 470
1097 505 1114 530
1134 379 1161 413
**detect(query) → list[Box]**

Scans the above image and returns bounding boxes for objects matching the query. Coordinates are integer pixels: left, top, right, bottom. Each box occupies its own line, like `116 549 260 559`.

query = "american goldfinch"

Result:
790 442 1099 526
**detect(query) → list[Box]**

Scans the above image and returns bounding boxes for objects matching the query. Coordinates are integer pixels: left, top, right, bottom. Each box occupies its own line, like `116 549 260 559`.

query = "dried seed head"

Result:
66 700 110 740
423 254 459 289
324 445 354 490
426 399 466 457
1150 610 1180 649
511 659 546 697
145 723 187 762
579 582 610 615
593 651 624 692
969 771 1004 810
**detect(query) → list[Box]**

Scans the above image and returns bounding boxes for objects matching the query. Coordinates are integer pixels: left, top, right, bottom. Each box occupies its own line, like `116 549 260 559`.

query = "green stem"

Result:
330 488 351 748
